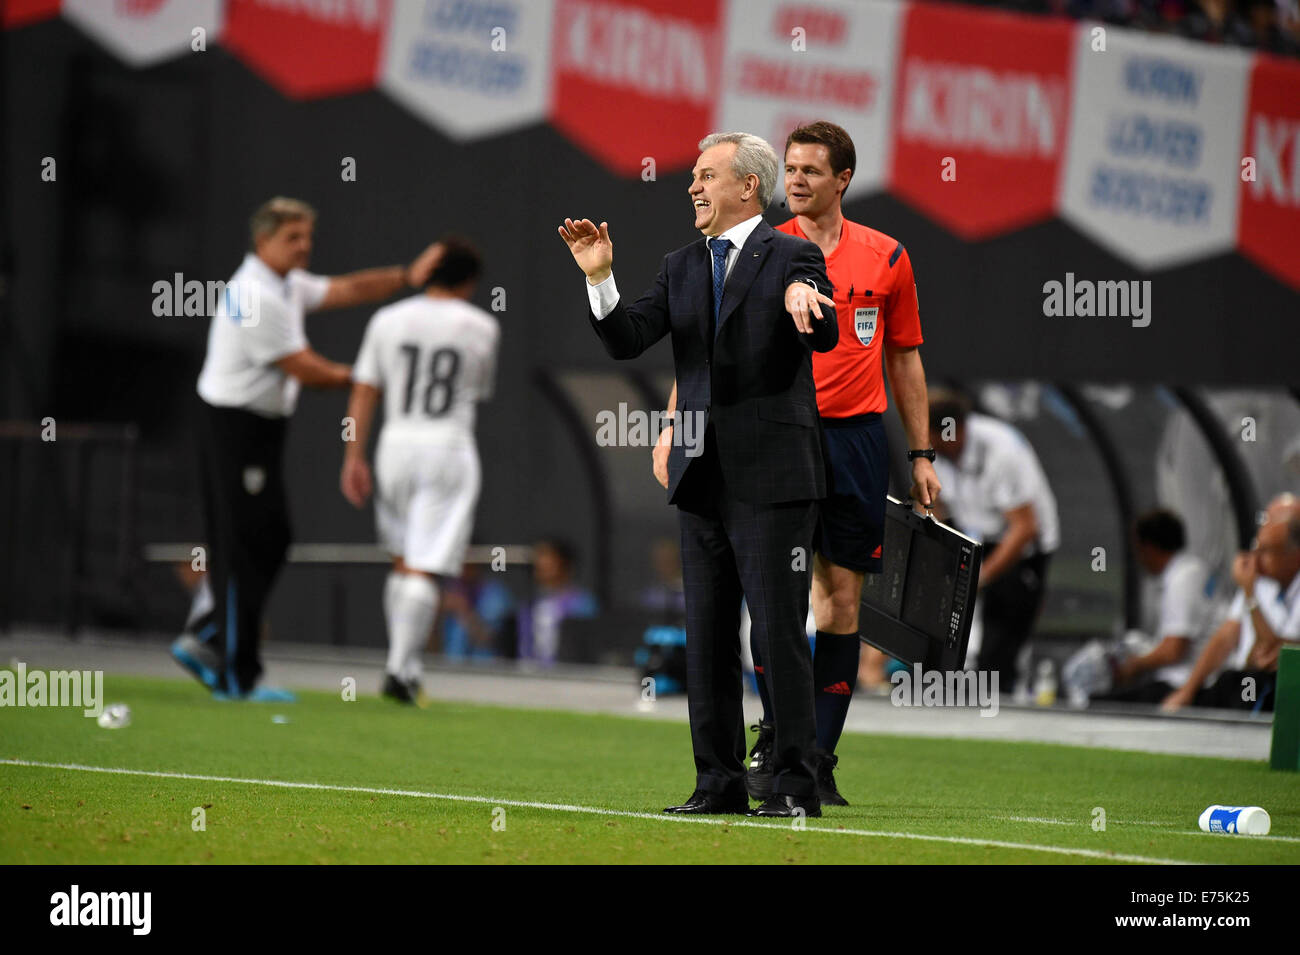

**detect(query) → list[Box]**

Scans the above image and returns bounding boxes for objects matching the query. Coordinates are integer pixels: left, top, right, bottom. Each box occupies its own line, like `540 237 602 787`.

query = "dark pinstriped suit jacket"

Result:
589 217 838 505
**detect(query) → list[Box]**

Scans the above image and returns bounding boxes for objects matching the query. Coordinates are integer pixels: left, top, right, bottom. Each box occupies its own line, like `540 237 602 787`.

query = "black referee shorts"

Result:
813 413 889 574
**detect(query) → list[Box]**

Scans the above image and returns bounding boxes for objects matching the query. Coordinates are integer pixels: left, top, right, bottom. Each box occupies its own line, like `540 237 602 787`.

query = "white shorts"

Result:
374 433 480 576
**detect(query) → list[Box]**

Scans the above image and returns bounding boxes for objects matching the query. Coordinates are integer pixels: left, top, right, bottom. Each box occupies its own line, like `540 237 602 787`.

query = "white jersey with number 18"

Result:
352 294 499 444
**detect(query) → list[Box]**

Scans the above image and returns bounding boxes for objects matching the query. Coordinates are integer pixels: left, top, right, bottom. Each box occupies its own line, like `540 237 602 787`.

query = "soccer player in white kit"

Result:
340 237 499 702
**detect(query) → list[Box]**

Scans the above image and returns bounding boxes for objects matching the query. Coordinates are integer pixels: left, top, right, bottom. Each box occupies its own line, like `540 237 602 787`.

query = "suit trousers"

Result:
675 426 819 797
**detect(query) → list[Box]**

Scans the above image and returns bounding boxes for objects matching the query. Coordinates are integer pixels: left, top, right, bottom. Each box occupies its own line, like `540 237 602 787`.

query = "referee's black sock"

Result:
813 630 860 755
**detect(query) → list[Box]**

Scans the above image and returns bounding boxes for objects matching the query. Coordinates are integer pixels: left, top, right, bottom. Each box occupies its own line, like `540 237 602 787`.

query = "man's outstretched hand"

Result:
558 218 613 284
785 282 836 334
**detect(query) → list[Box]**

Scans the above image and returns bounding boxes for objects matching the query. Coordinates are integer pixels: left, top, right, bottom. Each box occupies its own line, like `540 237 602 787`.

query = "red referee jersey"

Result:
777 217 923 418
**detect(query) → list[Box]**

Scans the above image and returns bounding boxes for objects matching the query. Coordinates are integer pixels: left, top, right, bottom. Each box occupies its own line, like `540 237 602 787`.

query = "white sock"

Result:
184 575 214 632
388 573 438 684
382 571 402 670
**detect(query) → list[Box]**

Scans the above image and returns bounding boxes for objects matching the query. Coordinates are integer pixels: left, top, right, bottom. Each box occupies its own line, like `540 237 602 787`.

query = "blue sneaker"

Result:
171 634 222 690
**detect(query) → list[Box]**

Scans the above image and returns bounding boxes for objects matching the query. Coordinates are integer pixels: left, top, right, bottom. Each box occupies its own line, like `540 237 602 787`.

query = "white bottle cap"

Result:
1237 807 1271 836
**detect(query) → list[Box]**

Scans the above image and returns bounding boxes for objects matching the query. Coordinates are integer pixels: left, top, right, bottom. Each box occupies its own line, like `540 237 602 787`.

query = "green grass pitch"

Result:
2 674 1298 864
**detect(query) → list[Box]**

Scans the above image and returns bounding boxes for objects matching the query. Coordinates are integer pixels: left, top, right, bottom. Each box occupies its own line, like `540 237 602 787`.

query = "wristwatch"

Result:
907 448 936 462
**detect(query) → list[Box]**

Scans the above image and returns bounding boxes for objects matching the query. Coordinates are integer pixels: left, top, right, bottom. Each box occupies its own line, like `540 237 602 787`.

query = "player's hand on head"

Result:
340 456 372 508
784 282 835 334
406 241 445 288
557 218 613 281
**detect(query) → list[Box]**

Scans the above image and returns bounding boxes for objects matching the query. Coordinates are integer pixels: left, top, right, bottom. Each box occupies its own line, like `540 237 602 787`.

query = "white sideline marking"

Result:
1117 820 1173 826
1 758 1200 865
998 816 1172 828
997 815 1072 825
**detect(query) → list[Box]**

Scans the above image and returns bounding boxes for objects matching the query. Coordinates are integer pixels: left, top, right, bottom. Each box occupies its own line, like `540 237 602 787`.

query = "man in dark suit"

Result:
558 132 838 817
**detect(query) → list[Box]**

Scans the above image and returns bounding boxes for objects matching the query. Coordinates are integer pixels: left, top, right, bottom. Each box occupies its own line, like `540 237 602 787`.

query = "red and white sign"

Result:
889 4 1073 239
382 0 555 141
224 0 391 100
1238 54 1300 290
1060 29 1251 270
3 0 60 29
62 0 221 67
718 0 903 200
549 0 724 176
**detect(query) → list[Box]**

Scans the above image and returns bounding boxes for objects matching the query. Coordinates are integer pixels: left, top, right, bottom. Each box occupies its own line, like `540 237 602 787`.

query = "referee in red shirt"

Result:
654 121 940 805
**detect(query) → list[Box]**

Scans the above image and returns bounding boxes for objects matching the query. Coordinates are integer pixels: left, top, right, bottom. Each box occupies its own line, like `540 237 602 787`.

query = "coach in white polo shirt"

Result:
173 197 443 701
930 389 1060 694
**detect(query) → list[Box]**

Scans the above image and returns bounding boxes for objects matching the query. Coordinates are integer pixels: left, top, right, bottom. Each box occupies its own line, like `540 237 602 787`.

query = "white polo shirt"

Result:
1148 551 1213 687
933 412 1061 554
1225 571 1300 671
196 253 330 418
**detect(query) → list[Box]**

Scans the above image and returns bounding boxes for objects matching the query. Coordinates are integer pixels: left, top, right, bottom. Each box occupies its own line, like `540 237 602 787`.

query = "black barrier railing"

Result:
0 421 139 634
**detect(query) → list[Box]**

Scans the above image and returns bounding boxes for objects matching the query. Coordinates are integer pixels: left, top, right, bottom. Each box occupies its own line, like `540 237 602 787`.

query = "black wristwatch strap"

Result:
907 448 936 462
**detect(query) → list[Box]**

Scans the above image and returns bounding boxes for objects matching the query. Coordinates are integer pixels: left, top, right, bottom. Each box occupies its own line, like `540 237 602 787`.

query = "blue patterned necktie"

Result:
709 236 731 338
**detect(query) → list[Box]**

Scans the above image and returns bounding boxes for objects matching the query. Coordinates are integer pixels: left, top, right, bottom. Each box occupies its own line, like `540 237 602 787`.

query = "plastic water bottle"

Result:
1198 805 1271 835
96 703 131 729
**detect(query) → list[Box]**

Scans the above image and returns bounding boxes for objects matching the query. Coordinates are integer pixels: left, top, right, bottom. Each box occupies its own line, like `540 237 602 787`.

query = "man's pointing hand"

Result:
785 282 836 334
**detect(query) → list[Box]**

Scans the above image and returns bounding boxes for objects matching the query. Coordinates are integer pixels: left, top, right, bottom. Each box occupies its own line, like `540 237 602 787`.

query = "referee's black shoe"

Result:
816 750 849 806
381 673 416 704
745 721 775 801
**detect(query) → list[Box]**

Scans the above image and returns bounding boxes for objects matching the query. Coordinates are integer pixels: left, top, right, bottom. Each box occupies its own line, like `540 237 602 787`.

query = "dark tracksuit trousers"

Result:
190 400 291 694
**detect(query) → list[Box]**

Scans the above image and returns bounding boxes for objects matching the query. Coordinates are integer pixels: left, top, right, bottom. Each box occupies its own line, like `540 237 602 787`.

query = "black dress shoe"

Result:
663 789 750 814
747 794 822 818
